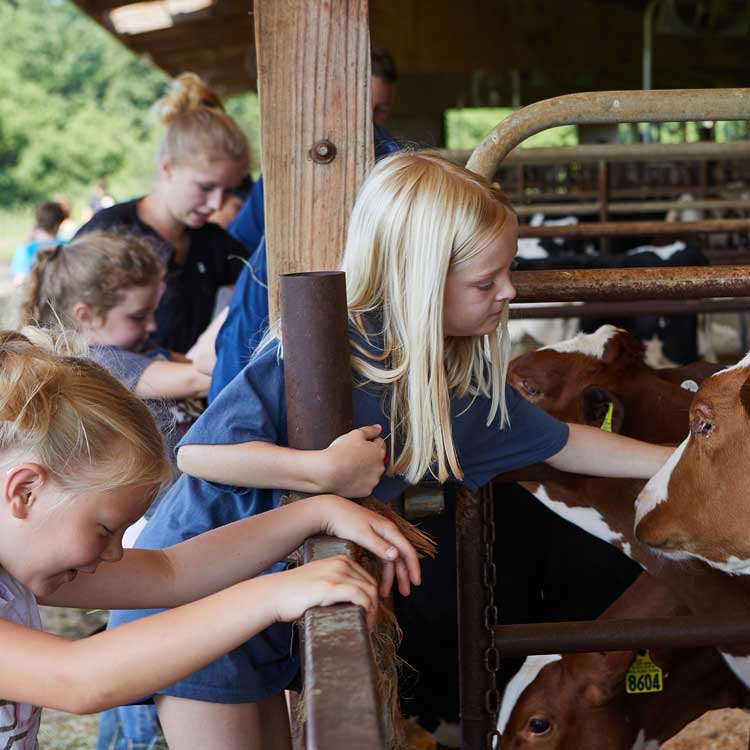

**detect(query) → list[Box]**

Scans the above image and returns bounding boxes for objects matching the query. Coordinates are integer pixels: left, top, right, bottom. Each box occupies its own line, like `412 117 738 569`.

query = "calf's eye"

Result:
692 418 714 437
527 716 551 736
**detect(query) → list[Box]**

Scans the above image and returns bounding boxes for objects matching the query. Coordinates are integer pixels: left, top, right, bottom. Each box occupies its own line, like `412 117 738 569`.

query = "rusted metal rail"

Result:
515 198 750 217
280 271 386 750
437 140 750 167
510 297 750 319
495 616 750 657
466 89 750 180
518 218 750 238
511 265 750 303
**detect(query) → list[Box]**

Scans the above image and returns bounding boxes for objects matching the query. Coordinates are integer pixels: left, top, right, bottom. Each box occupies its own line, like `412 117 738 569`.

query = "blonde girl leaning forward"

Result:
0 330 420 750
108 152 673 750
75 73 249 354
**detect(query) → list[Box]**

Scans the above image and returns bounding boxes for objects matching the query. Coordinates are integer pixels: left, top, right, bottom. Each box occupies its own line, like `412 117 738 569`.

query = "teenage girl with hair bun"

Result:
75 73 250 354
0 328 420 750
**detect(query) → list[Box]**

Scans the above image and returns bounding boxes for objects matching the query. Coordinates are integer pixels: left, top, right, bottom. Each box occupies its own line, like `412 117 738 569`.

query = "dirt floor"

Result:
38 606 108 750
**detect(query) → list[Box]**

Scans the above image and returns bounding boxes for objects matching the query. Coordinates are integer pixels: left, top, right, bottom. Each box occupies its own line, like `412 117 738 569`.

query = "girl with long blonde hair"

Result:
112 152 673 749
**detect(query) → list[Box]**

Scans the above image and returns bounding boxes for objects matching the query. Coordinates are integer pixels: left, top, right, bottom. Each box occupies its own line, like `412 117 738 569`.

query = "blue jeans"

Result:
96 705 166 750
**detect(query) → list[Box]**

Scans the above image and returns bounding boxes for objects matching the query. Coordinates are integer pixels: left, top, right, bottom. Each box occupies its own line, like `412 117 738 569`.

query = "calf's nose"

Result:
634 510 676 551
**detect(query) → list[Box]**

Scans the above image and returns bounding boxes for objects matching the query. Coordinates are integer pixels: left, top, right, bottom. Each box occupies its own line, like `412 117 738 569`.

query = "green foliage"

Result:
446 108 578 150
0 0 261 210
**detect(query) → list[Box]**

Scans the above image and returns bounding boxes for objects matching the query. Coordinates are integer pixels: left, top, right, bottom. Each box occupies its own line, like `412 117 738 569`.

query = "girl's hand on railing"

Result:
311 494 421 597
270 556 379 630
319 425 386 498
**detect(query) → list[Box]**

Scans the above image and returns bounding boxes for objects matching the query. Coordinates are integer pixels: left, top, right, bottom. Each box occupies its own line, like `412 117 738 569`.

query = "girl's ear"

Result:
70 302 96 329
4 464 47 520
159 157 174 180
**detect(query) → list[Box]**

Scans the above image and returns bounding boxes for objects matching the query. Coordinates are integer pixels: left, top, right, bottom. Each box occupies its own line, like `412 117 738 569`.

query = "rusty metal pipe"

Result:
511 266 750 304
280 271 386 750
515 198 750 218
467 89 750 179
518 218 750 239
456 488 495 750
495 615 750 657
436 140 750 167
510 297 750 319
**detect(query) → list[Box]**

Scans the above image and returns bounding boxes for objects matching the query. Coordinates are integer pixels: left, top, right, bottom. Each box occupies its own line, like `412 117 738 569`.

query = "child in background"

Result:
10 201 67 285
19 231 210 456
109 152 674 749
0 328 420 750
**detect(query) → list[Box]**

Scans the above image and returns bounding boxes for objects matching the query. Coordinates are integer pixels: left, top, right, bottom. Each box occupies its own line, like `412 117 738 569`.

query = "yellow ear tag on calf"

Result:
600 402 614 432
625 650 665 694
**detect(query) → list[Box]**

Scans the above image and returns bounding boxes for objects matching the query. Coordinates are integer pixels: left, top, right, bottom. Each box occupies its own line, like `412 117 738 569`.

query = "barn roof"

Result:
71 0 750 102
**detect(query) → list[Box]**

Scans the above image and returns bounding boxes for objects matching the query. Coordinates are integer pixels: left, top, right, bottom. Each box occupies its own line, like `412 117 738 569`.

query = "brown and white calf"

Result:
499 326 750 736
635 350 750 574
499 571 747 750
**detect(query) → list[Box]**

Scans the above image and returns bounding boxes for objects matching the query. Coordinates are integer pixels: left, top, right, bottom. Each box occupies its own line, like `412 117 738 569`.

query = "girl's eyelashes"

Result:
100 524 114 536
476 281 494 291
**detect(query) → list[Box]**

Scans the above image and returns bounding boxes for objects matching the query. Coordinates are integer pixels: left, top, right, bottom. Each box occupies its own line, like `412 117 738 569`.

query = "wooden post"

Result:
254 0 374 322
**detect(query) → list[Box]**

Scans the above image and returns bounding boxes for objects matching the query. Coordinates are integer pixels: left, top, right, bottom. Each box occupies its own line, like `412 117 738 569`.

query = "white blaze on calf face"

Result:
634 438 689 528
714 349 750 376
497 654 562 735
541 325 622 359
630 728 661 750
719 652 750 688
533 485 632 556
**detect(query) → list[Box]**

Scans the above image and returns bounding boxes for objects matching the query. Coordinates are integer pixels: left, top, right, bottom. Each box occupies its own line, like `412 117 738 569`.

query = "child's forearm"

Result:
546 423 674 479
177 440 334 492
41 496 326 610
135 360 211 400
6 576 277 714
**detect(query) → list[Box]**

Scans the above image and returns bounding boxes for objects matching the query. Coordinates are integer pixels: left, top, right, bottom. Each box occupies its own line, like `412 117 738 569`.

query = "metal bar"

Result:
495 615 750 657
456 489 492 750
435 140 750 167
280 271 385 750
510 297 750 319
515 198 750 217
466 89 750 179
598 159 610 254
511 265 750 303
517 218 750 239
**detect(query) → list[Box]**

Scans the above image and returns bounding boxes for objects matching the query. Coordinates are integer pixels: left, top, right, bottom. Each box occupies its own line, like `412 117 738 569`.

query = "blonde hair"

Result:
0 329 171 495
155 72 249 168
19 231 164 329
342 152 514 484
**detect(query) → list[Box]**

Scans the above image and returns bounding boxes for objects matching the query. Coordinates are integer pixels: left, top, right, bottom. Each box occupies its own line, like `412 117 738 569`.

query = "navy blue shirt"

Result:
108 321 568 703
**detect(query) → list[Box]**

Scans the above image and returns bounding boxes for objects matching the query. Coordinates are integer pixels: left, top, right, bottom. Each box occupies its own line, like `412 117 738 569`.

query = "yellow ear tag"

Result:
600 402 614 432
625 650 665 694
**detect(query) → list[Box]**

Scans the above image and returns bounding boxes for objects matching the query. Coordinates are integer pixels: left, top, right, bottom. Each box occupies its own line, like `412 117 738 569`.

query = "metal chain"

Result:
481 484 501 750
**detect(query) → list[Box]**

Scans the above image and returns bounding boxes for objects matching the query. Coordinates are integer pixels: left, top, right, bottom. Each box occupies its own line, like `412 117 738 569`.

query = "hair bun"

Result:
155 72 225 126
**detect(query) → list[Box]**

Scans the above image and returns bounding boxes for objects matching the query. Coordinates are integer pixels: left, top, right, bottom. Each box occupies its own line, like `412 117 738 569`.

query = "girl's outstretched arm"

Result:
3 556 376 715
134 360 212 400
41 495 420 611
176 425 386 498
545 423 674 479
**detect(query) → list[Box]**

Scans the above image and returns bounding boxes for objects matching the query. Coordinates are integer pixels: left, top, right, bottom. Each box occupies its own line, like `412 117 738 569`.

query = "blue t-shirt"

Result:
10 239 59 276
108 321 568 703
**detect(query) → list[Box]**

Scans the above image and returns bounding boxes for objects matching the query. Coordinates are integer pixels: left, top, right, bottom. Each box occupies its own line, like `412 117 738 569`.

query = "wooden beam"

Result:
255 0 373 322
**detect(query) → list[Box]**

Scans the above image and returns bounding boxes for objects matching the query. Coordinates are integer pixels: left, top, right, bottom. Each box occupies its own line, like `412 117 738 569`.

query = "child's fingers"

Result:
371 521 422 586
327 555 378 589
379 560 395 598
395 558 411 597
358 424 382 441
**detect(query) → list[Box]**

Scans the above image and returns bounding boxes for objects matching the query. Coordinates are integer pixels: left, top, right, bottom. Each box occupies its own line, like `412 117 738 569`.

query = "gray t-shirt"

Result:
0 569 42 749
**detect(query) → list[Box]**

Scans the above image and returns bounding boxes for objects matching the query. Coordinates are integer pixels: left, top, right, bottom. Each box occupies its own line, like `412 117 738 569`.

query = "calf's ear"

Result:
580 386 625 433
582 650 638 706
